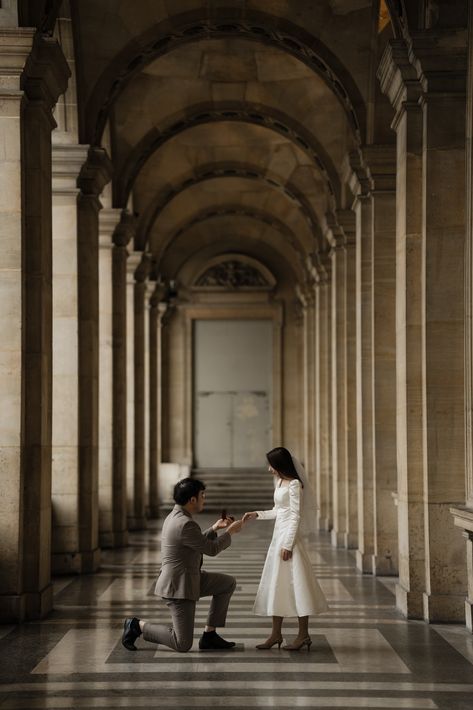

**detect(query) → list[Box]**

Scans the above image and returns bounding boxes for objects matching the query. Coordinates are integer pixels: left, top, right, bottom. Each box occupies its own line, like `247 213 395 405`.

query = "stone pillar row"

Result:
0 33 167 622
379 33 468 623
311 29 469 629
300 31 466 624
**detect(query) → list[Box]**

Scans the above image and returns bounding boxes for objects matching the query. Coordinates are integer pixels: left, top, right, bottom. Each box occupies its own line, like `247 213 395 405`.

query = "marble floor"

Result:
1 514 473 709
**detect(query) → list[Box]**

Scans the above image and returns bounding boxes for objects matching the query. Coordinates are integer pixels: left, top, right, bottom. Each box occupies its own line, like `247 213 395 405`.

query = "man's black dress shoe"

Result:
199 630 236 650
122 617 141 651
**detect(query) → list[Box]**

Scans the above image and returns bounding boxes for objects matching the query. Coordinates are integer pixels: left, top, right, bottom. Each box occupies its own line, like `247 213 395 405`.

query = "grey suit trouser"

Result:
142 571 236 652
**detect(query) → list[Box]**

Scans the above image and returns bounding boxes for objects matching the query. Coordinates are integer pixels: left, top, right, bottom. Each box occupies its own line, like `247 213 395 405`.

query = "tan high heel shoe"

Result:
256 636 283 650
283 636 312 651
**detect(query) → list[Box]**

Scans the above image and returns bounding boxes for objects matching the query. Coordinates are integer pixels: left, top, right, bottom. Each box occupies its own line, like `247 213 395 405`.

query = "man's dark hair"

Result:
173 477 206 505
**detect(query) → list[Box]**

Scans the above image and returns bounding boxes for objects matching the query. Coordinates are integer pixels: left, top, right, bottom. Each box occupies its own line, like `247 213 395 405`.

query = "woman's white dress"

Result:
253 478 329 618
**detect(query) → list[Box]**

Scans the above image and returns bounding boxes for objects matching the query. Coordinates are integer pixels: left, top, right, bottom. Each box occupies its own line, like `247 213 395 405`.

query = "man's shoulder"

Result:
163 507 199 534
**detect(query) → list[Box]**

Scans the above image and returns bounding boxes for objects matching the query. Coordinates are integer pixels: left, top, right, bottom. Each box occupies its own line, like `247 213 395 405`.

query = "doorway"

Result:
193 319 273 468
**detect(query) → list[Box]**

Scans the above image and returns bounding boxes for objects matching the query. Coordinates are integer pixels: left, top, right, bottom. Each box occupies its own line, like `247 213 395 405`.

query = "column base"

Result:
128 516 148 531
0 583 53 623
52 548 101 575
395 583 424 619
319 516 332 532
345 532 358 550
356 550 375 574
99 530 129 549
465 599 473 632
423 592 466 623
331 529 347 548
372 554 398 576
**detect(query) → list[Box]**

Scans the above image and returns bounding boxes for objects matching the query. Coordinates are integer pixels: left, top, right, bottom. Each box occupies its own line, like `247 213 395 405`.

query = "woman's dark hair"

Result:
173 477 206 505
266 447 303 486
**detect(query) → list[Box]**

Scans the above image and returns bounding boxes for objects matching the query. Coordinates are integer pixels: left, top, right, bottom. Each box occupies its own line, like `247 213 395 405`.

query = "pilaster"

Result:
0 30 70 620
365 144 398 576
337 209 357 550
111 211 136 546
51 142 89 574
97 207 122 548
452 1 473 634
349 150 376 574
326 214 347 549
76 146 113 571
379 33 467 621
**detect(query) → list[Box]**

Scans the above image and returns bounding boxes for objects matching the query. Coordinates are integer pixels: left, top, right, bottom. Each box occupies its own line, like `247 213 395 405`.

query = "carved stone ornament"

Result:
195 260 270 289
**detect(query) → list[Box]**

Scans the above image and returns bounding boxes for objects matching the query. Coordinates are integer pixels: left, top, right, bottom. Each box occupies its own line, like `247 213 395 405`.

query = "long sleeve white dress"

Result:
253 478 329 618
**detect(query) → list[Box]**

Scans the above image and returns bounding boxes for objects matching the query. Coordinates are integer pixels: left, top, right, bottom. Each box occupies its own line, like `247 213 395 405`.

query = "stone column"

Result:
110 212 135 546
76 147 112 571
143 279 154 516
366 145 398 575
349 154 375 574
380 37 467 620
339 213 358 550
327 217 347 547
0 30 68 621
317 253 333 531
418 38 467 622
451 1 473 632
126 251 141 528
97 208 121 548
149 298 168 517
297 285 314 475
51 142 88 573
132 255 152 529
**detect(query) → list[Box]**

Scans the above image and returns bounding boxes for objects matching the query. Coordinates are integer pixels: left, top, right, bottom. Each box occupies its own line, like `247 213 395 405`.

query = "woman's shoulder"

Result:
289 478 302 488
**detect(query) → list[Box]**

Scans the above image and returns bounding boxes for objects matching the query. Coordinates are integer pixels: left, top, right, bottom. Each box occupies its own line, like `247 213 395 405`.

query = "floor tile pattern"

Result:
1 514 473 709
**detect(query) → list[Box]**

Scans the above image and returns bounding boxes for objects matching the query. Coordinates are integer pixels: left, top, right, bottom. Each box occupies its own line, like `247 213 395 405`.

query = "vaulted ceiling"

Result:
68 0 394 285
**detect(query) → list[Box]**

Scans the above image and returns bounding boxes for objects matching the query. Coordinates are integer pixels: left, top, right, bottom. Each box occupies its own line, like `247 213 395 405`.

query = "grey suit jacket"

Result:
155 505 232 601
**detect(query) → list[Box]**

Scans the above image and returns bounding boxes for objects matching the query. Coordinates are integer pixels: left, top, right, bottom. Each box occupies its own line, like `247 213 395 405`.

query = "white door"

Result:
194 320 272 468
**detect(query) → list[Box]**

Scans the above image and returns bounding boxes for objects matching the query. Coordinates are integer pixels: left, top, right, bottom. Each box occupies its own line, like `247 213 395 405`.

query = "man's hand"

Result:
242 511 258 523
226 519 244 535
212 516 234 531
281 548 292 561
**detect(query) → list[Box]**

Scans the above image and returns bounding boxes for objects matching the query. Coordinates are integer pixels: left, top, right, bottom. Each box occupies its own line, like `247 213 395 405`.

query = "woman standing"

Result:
243 446 328 650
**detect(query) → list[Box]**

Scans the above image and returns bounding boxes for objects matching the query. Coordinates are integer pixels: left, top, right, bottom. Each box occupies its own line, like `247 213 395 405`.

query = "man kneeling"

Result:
122 477 243 652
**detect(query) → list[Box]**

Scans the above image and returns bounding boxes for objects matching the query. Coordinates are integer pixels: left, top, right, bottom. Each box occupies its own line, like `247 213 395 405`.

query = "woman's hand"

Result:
281 548 293 561
242 511 258 523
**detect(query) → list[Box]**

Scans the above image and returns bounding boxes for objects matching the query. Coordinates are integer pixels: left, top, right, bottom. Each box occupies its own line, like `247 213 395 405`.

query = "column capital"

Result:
52 142 89 197
347 148 371 198
378 38 423 118
324 211 346 251
336 208 356 246
113 210 137 248
126 251 142 285
135 253 153 284
78 146 113 197
99 208 122 249
21 33 70 110
295 283 314 309
363 144 397 193
318 250 332 282
409 30 467 95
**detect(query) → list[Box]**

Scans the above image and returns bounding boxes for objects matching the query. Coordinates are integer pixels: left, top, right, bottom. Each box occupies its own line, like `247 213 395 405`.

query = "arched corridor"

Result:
2 0 473 703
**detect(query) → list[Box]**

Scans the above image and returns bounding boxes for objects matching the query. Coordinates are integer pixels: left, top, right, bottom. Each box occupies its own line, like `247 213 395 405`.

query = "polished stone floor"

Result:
1 513 473 709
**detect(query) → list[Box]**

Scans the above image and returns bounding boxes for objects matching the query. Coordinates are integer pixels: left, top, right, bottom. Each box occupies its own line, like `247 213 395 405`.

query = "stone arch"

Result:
138 163 323 254
116 101 341 207
176 236 303 291
157 204 308 271
85 8 366 144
